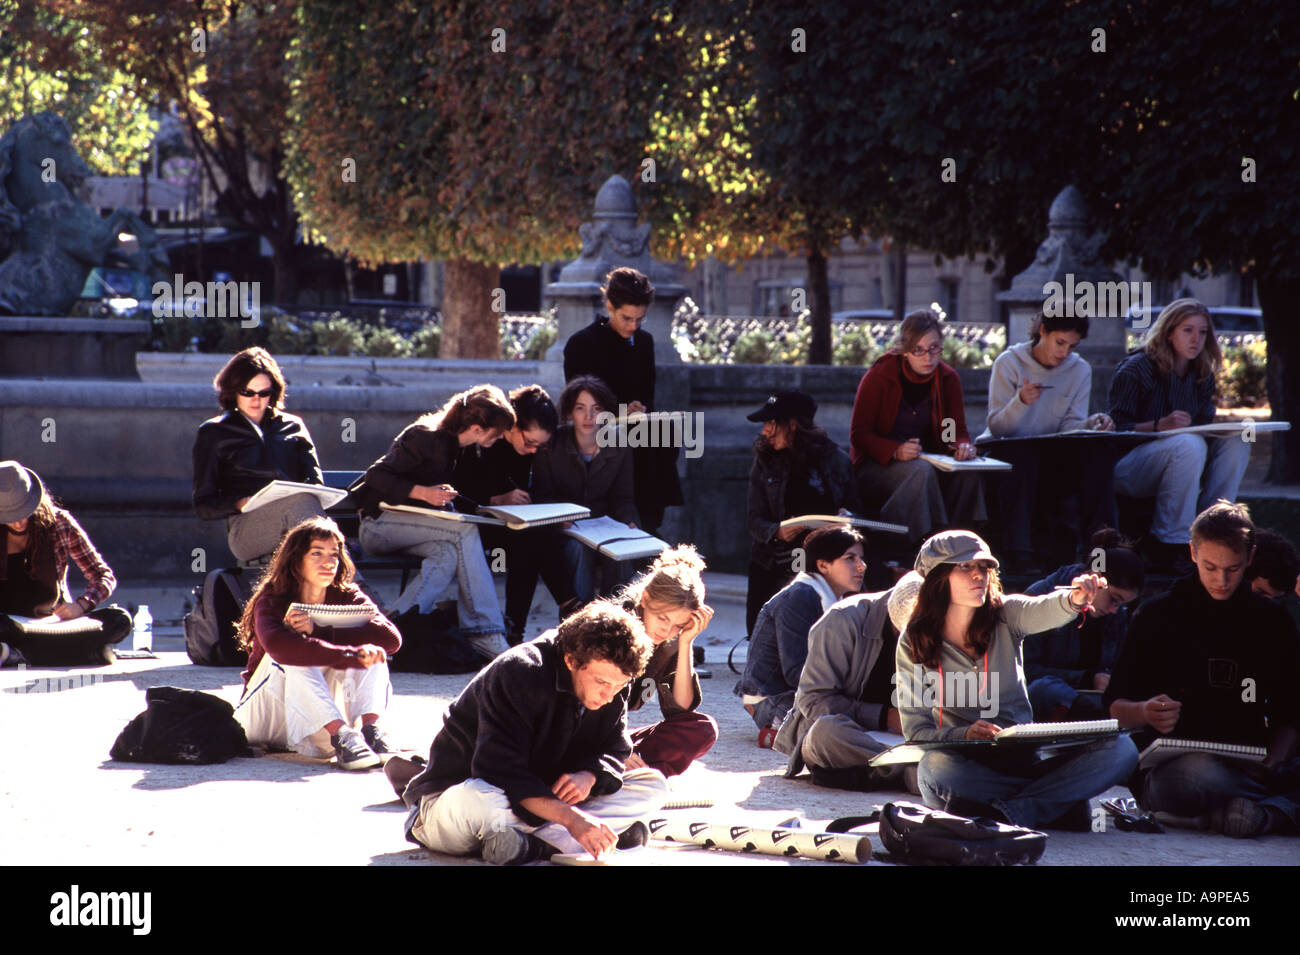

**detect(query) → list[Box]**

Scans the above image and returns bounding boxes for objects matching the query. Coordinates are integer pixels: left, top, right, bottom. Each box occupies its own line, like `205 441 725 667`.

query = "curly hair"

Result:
905 563 1006 669
620 544 707 614
601 267 655 309
557 600 653 678
236 517 357 651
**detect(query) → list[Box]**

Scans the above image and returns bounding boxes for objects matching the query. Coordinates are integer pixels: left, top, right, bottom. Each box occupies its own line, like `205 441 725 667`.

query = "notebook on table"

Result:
241 481 349 512
379 501 590 529
1137 737 1267 770
288 603 376 629
918 452 1012 472
869 719 1120 766
563 516 669 561
780 515 909 536
6 614 105 635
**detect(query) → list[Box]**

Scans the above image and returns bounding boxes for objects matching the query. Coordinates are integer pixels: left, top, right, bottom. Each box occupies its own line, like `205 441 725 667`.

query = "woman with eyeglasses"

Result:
192 347 326 563
614 544 719 776
894 530 1138 830
850 310 986 544
737 525 867 742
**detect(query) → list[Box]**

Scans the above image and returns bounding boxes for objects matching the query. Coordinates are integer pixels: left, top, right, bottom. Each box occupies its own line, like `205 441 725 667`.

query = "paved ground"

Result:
2 572 1294 867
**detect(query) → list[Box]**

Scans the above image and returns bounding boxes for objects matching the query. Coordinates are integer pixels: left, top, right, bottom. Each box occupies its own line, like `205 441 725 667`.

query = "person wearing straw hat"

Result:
0 460 131 667
894 529 1138 830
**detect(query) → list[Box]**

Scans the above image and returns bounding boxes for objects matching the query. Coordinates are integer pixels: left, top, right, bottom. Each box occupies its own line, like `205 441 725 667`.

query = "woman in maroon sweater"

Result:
849 310 986 544
233 517 402 771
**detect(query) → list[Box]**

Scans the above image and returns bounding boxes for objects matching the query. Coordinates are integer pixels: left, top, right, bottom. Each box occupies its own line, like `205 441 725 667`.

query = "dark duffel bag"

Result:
877 800 1048 866
110 686 251 764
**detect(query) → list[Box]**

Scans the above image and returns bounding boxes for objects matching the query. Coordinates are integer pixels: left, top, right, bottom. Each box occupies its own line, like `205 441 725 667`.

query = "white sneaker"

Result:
468 632 510 661
331 725 381 771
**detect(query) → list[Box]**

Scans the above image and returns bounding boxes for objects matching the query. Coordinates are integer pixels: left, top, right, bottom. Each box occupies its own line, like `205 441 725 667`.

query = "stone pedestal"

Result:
544 175 686 367
0 316 149 379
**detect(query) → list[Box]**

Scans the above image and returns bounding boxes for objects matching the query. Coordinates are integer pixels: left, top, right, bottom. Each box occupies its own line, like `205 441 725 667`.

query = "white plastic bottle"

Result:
132 604 153 652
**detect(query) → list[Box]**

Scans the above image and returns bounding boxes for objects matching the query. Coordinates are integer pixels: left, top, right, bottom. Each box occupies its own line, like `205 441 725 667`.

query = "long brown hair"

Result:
1142 298 1222 382
620 545 707 615
414 384 515 435
906 564 1005 669
237 517 357 650
6 487 59 586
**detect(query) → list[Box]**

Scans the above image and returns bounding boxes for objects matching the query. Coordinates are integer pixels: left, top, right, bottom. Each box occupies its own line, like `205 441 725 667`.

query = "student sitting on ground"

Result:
350 385 515 663
0 460 130 667
398 601 668 865
532 375 639 602
1022 528 1145 722
615 545 718 777
850 309 986 549
192 347 326 563
744 391 860 635
1108 299 1250 574
896 530 1138 830
736 525 866 742
233 517 402 771
774 569 924 792
452 384 581 643
1246 528 1300 633
1105 502 1300 838
979 309 1118 574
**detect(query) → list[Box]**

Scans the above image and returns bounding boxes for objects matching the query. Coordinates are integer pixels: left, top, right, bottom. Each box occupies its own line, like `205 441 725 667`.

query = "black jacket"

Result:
349 421 464 518
747 440 861 570
403 631 631 825
452 437 535 507
532 424 639 526
563 317 656 409
1104 574 1300 749
191 410 322 520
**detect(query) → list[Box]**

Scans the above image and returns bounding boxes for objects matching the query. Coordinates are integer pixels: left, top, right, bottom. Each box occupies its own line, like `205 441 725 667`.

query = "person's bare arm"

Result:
517 795 617 858
1109 694 1181 732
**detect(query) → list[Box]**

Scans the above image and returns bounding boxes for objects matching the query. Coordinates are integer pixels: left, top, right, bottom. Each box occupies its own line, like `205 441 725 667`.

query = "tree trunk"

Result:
442 258 502 359
807 243 832 365
1256 270 1300 483
270 236 297 306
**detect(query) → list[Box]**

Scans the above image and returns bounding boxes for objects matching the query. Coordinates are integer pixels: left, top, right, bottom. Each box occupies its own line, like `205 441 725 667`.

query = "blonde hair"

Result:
1142 298 1221 382
621 544 707 613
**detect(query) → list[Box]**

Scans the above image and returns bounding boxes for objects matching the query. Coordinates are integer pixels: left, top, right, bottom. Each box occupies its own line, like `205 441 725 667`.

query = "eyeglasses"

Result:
908 345 942 358
239 387 274 399
954 560 996 575
519 432 548 451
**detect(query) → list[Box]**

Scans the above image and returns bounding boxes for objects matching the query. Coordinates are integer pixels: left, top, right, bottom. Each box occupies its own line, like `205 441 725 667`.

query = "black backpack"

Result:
185 568 251 667
110 686 251 764
876 801 1048 866
387 605 481 674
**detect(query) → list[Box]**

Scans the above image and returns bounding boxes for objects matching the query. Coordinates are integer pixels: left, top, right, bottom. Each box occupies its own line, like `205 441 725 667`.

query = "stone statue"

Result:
0 112 167 315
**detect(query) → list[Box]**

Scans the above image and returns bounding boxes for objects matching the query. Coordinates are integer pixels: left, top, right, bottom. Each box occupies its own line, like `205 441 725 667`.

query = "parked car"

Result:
1126 303 1264 334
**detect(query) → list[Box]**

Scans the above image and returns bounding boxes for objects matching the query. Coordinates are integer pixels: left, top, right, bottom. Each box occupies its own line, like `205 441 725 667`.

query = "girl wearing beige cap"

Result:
894 529 1138 829
0 461 130 666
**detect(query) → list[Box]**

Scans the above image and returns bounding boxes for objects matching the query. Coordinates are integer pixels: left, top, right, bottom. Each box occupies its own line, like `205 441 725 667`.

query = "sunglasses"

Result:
238 387 274 399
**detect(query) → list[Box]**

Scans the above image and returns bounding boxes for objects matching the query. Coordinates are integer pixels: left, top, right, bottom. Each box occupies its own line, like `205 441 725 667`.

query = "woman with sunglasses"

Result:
192 347 326 563
849 310 986 545
894 531 1138 830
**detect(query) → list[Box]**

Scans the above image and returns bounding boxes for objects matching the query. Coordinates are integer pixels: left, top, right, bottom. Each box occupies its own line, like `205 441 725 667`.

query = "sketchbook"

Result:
288 603 376 628
1137 737 1267 770
5 614 104 635
869 719 1119 766
563 516 669 560
918 453 1012 472
241 480 348 513
1147 421 1289 438
977 422 1289 446
379 501 590 529
780 514 909 536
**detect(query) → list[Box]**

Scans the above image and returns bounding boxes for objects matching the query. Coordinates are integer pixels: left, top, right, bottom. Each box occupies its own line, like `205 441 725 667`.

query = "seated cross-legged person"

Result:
233 518 402 771
1105 502 1300 838
399 601 669 865
735 525 866 743
896 531 1138 830
1022 529 1144 722
774 569 924 792
1108 299 1250 574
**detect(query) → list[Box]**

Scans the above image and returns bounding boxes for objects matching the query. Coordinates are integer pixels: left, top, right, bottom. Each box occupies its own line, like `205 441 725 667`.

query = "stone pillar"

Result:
995 186 1129 413
544 175 686 366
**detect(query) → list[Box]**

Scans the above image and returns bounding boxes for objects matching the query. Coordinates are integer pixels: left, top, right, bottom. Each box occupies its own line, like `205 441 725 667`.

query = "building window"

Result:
937 278 959 323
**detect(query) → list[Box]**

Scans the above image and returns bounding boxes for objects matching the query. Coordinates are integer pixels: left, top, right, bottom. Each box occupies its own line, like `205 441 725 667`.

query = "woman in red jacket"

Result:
849 309 986 544
233 517 402 771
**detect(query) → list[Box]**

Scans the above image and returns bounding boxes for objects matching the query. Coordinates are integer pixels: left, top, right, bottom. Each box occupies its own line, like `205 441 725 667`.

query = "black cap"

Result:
747 391 817 422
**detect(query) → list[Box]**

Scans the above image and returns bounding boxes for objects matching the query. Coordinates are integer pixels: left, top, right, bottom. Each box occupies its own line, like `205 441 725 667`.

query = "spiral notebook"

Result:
242 481 349 512
6 614 104 635
379 501 590 529
1137 738 1267 770
287 603 375 628
918 452 1012 472
563 516 669 561
869 719 1119 766
780 514 909 535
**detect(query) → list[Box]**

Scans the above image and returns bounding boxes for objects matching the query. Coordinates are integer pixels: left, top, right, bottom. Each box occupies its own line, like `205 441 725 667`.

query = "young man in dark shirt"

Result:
400 601 668 863
1105 502 1300 837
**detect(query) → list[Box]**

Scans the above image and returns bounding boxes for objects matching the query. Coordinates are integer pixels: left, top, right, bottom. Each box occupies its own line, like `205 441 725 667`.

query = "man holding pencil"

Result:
398 601 668 863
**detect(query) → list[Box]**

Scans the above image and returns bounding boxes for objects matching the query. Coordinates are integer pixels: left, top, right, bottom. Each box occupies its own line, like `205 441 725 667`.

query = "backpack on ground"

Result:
110 685 250 764
184 567 251 667
876 800 1048 866
387 605 481 674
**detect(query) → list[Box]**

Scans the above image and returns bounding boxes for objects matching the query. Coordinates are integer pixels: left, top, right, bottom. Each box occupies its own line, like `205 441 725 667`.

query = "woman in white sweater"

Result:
894 530 1138 830
979 311 1118 574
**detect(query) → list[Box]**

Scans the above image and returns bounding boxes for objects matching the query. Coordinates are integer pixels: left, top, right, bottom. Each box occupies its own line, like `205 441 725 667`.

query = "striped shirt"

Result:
1107 351 1214 431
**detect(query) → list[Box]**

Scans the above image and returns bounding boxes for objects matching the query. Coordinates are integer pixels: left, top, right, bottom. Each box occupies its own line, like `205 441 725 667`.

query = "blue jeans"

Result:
1027 676 1103 721
1114 433 1251 544
747 692 795 731
558 536 632 604
1137 752 1300 829
918 735 1139 829
359 513 503 635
